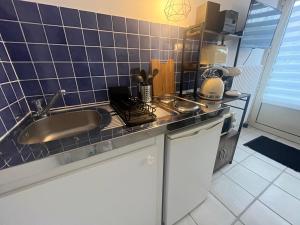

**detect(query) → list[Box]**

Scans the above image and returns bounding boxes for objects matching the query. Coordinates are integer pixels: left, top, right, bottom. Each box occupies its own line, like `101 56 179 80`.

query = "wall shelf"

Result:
179 22 243 96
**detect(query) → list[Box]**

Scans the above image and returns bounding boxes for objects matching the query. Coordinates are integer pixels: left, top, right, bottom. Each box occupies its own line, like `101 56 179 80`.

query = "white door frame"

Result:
249 0 300 143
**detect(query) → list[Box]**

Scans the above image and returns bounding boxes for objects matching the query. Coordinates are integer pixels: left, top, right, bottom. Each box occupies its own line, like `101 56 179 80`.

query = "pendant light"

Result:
164 0 191 22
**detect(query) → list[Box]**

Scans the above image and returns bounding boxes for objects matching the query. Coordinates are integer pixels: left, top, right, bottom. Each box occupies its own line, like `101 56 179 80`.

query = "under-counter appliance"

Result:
163 116 225 225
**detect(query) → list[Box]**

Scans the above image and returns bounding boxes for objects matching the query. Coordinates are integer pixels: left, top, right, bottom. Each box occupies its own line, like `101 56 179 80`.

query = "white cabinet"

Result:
0 135 164 225
163 118 224 225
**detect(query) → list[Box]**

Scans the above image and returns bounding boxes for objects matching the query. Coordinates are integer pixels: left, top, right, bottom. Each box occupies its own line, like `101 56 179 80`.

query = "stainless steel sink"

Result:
18 110 101 144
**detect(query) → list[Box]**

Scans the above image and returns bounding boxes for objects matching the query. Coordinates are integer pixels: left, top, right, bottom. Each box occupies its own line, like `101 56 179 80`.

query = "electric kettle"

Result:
199 66 229 101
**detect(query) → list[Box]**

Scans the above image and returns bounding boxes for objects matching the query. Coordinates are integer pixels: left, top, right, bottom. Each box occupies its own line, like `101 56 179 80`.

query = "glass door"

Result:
254 0 300 140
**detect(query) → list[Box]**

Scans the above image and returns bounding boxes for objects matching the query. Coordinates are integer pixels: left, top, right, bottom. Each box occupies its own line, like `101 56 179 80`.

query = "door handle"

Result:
168 121 223 140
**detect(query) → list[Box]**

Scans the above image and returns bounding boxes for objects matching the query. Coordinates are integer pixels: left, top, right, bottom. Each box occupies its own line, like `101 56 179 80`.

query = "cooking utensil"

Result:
147 69 159 84
132 74 144 84
140 69 147 84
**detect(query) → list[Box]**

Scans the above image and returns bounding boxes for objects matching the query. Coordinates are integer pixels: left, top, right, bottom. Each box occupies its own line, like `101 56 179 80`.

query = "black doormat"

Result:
244 136 300 172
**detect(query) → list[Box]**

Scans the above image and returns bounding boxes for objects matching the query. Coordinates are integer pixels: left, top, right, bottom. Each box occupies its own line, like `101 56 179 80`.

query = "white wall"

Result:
25 0 203 27
25 0 259 27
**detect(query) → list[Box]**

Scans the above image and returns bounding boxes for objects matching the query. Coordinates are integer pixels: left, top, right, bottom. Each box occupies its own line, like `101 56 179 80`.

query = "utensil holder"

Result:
140 85 152 103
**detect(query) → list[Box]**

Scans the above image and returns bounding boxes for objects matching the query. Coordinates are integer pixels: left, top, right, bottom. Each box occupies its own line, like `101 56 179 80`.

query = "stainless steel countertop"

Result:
0 97 232 196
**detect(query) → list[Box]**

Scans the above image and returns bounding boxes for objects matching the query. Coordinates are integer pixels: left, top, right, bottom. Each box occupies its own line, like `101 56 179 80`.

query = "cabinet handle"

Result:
146 155 155 165
168 121 223 140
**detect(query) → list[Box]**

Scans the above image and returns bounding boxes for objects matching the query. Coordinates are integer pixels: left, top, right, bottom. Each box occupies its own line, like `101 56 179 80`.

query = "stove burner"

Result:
174 101 200 113
160 94 175 104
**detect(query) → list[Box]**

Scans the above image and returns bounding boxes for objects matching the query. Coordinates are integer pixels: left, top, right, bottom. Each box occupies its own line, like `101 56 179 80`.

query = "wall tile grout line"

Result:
36 3 67 107
111 16 120 86
78 8 97 104
95 12 109 99
0 32 31 138
124 18 133 94
0 0 195 139
58 6 83 106
10 0 47 106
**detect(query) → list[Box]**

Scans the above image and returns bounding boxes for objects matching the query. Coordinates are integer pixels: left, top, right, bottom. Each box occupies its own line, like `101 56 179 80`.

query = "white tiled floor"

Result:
177 126 300 225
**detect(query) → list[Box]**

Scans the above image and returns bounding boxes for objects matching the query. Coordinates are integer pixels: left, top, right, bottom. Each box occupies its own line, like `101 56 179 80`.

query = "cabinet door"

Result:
164 120 223 225
0 143 163 225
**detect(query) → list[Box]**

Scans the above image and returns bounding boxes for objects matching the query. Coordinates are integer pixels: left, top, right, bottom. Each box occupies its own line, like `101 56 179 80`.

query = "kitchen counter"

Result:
0 94 249 195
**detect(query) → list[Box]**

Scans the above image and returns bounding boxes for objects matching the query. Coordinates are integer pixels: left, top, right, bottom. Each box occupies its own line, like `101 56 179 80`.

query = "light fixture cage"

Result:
164 0 191 22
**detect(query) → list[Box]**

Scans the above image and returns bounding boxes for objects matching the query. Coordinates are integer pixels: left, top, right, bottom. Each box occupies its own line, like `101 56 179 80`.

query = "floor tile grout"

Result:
238 159 281 182
238 143 300 182
285 170 300 181
223 172 264 198
181 127 299 225
272 182 300 202
189 212 200 225
227 128 299 224
213 144 293 224
209 189 239 220
227 164 292 225
256 199 293 225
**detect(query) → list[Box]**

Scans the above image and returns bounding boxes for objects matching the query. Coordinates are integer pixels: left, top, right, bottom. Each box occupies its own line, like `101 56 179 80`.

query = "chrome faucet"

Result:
33 90 66 117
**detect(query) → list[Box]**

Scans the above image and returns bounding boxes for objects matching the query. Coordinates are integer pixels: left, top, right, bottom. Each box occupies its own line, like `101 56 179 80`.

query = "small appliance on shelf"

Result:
196 1 239 34
199 66 228 101
198 65 242 100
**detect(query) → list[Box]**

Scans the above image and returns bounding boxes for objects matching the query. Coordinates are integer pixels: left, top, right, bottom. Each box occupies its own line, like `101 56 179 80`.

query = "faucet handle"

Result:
32 98 44 114
60 89 66 95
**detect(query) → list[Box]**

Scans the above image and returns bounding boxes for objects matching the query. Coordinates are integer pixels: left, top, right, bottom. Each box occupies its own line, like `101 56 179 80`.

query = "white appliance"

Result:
163 117 224 225
200 76 225 100
200 66 229 101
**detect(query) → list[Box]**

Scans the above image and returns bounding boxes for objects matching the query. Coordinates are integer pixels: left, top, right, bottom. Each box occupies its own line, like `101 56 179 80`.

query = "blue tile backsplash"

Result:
0 0 199 139
0 35 30 138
